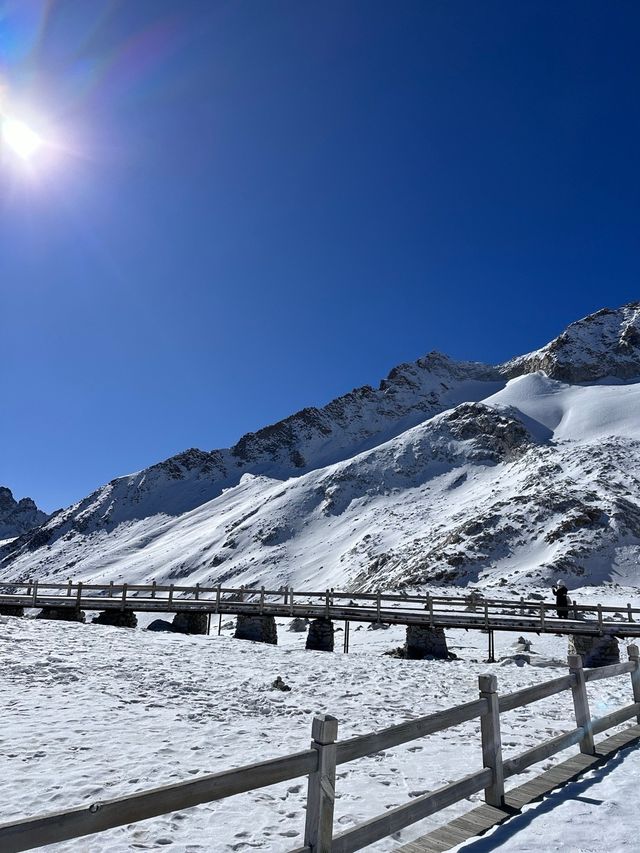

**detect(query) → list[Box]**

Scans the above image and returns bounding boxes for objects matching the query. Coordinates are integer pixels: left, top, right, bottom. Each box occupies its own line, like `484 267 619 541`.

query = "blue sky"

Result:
1 0 639 512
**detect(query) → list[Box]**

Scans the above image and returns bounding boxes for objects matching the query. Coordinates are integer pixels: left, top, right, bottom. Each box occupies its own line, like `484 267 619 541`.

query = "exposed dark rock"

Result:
36 607 85 623
92 609 138 628
0 486 49 539
271 676 291 691
147 619 176 632
288 617 310 632
0 604 24 617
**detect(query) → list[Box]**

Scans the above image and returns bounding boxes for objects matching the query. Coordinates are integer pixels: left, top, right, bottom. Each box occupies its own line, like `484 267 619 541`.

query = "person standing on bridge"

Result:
552 579 570 618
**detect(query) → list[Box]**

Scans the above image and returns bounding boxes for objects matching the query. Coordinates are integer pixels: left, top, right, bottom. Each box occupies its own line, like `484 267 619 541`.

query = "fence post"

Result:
75 581 83 609
568 654 595 754
628 644 640 723
151 580 157 599
478 674 504 807
66 579 72 597
304 714 338 853
121 583 128 610
32 580 39 607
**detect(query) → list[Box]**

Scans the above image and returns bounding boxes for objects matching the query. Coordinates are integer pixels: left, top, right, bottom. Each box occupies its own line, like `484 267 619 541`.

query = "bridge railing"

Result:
1 645 640 852
1 579 639 628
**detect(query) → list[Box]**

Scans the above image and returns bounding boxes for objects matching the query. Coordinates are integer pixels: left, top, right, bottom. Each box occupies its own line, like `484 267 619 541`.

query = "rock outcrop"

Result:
0 487 48 539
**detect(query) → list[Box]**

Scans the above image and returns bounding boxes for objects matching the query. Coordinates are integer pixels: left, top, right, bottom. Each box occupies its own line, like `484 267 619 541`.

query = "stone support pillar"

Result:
306 618 334 652
568 632 620 667
172 611 209 636
405 624 449 659
234 614 278 644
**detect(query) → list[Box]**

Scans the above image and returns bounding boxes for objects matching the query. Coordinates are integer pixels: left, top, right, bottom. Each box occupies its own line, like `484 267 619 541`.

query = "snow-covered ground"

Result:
2 609 639 852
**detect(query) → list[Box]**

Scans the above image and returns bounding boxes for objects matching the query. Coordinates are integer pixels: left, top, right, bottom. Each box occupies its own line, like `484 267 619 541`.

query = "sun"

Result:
1 115 43 161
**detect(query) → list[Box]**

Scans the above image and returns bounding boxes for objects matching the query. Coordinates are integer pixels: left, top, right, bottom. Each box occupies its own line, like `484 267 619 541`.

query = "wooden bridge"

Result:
1 579 639 660
1 579 639 633
1 644 639 852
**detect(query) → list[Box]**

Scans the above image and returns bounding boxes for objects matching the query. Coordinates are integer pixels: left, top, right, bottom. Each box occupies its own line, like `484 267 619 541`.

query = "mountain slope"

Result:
2 302 640 593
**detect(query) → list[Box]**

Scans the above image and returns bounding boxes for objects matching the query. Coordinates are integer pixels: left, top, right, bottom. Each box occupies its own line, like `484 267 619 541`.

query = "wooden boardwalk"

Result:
397 724 640 852
1 580 640 640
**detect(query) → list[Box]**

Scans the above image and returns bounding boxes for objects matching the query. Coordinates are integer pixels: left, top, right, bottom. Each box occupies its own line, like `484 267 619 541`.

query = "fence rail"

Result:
1 645 639 852
1 579 640 638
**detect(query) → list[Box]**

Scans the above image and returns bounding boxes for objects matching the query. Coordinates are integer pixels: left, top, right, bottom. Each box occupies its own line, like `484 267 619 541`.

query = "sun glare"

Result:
2 115 43 161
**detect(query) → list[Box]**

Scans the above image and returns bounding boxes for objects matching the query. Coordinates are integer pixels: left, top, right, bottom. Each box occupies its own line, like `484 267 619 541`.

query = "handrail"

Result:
2 580 640 618
0 750 317 852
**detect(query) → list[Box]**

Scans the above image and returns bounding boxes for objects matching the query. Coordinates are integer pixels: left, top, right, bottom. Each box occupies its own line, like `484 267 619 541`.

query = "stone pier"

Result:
36 607 86 623
405 624 450 659
306 618 334 652
173 612 209 635
235 614 278 644
0 605 24 617
93 609 138 629
569 632 620 667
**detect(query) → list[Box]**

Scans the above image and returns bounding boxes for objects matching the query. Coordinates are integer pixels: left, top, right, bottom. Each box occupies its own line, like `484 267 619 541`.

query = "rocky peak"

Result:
0 486 49 539
502 302 640 382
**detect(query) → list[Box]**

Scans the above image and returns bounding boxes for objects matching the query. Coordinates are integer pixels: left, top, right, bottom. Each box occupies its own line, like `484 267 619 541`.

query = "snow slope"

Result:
2 303 640 594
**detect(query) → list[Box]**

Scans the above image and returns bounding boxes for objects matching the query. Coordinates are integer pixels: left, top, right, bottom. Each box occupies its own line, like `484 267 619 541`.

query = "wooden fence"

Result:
1 579 640 637
1 645 640 852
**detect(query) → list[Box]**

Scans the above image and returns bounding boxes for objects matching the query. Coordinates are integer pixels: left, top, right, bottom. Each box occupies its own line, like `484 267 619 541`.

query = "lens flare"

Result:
2 116 43 161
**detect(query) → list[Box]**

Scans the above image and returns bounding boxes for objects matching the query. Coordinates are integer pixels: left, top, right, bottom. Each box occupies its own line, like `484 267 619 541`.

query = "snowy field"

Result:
2 602 640 853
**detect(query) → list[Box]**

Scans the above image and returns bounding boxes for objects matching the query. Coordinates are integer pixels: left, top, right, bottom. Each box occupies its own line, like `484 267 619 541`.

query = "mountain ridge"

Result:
2 302 639 593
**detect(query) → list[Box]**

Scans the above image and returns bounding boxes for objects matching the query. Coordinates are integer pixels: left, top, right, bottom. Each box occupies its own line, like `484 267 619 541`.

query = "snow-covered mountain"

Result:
0 487 48 540
2 302 639 594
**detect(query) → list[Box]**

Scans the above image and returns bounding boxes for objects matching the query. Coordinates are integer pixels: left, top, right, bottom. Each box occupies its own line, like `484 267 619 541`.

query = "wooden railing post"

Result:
478 674 504 806
66 579 72 597
195 583 200 601
289 588 294 616
151 580 157 599
568 654 595 754
32 580 39 607
325 589 330 620
216 584 221 612
628 644 640 723
304 714 338 853
260 586 265 614
75 581 83 609
121 583 128 610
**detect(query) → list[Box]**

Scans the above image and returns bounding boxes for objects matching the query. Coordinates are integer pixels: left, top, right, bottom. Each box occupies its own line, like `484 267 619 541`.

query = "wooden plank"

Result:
336 699 488 764
502 727 584 778
584 661 635 682
330 768 491 853
499 675 574 712
591 703 640 736
0 750 317 853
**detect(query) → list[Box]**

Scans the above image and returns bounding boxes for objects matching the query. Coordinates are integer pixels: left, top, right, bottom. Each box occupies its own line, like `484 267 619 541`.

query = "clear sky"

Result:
1 0 639 513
